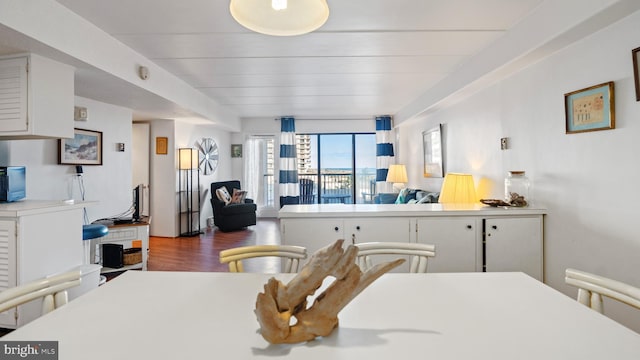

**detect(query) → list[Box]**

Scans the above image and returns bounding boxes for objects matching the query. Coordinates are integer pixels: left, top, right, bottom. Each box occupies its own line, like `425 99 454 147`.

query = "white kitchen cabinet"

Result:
0 219 17 327
416 217 481 273
485 216 543 281
345 218 411 245
281 218 344 255
347 218 413 272
0 54 74 139
279 204 545 280
280 217 411 255
0 201 87 328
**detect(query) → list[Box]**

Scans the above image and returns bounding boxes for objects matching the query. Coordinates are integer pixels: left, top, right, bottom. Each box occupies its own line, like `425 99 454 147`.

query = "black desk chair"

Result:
299 179 315 204
210 180 257 232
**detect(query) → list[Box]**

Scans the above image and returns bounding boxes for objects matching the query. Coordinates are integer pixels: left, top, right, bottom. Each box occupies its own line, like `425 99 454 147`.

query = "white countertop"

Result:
0 200 97 217
279 203 547 218
4 271 638 359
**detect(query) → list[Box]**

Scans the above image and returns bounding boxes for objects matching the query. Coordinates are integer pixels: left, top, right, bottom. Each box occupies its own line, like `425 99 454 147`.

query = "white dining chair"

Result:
355 242 436 273
0 270 82 315
219 245 307 273
565 268 640 314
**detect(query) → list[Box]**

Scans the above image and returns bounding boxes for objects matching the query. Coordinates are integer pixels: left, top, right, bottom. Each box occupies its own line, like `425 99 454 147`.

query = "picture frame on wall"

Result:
633 46 640 101
231 144 243 158
422 124 443 178
156 136 168 155
58 128 103 165
564 81 615 134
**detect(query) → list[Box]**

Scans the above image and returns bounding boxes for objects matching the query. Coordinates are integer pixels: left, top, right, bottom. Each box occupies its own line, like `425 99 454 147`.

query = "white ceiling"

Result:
52 0 543 121
0 0 632 127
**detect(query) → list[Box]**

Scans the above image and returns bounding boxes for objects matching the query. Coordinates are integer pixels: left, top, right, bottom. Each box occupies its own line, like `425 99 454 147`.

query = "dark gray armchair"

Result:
210 180 257 232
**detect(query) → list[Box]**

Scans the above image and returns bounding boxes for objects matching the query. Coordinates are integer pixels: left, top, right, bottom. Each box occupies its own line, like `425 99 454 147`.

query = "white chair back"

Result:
0 270 82 315
355 242 436 273
565 268 640 314
220 245 307 273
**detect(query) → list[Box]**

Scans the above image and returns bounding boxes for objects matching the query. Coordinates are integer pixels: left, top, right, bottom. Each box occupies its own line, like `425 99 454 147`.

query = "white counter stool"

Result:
82 224 108 265
82 224 108 287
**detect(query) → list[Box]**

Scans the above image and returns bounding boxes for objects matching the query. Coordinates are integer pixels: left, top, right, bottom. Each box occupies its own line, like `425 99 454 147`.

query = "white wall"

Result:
0 96 133 222
174 122 232 236
398 10 640 331
148 120 176 237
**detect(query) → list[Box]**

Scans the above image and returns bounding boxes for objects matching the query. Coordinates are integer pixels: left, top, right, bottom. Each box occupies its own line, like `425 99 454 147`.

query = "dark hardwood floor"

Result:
147 218 281 273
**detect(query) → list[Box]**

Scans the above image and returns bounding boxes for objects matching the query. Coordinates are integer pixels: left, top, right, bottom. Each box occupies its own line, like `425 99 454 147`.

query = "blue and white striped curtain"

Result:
279 117 299 207
375 115 395 193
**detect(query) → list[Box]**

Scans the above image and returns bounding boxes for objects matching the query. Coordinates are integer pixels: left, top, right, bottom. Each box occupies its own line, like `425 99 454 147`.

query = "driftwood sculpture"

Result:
255 239 404 344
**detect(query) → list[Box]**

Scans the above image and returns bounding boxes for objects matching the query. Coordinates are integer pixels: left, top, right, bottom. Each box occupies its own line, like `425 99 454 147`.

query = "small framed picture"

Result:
231 144 242 158
156 137 168 155
633 47 640 101
564 81 615 134
59 128 103 165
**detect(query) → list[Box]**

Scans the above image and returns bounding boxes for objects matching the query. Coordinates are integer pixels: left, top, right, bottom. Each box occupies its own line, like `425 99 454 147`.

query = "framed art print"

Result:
231 144 243 158
59 128 103 165
564 82 615 134
156 137 168 155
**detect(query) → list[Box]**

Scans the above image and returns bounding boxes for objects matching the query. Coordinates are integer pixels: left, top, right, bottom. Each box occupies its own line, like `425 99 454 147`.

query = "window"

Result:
244 136 276 216
297 133 376 204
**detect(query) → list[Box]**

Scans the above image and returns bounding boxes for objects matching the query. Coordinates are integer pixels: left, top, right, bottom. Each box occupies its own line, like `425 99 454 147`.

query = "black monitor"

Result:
133 184 143 221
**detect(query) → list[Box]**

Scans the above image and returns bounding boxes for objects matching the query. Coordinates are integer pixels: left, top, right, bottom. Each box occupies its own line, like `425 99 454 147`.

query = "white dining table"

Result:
3 271 640 359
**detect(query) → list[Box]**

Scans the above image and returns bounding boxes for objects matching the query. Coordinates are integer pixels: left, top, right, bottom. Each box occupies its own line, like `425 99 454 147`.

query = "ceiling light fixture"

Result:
229 0 329 36
271 0 287 11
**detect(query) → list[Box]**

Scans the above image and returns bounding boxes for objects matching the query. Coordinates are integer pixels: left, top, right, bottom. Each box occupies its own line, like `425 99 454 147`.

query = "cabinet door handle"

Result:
334 226 339 232
492 225 498 230
356 226 361 231
351 234 355 244
466 225 472 229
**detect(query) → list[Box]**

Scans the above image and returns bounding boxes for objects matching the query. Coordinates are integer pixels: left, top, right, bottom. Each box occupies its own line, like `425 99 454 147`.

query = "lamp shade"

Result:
439 173 477 203
230 0 329 36
179 148 199 170
386 164 408 184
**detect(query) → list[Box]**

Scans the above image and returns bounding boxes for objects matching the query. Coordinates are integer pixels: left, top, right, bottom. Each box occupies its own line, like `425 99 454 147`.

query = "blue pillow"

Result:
405 189 419 203
375 193 398 204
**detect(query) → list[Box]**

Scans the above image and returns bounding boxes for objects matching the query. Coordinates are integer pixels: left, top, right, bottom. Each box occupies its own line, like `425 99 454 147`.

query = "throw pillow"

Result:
215 186 232 205
395 188 409 204
405 189 419 203
230 188 247 204
417 192 440 204
376 193 398 204
416 191 428 201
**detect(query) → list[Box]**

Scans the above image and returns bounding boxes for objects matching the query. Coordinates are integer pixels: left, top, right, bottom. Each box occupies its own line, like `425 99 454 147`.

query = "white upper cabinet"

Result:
0 54 74 139
0 57 28 132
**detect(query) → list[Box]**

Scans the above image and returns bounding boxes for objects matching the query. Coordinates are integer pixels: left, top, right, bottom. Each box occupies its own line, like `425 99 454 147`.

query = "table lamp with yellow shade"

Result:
438 173 477 203
386 164 408 192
